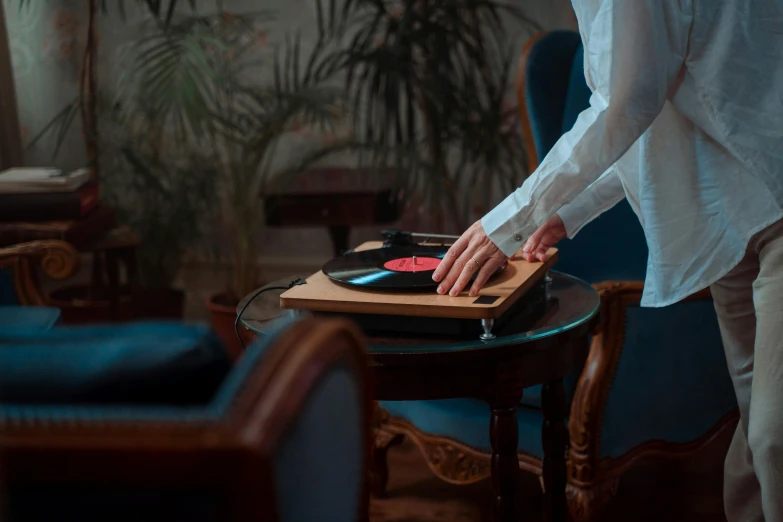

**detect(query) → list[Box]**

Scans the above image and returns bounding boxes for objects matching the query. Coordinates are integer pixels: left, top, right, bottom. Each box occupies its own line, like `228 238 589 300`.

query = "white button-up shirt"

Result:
482 0 783 307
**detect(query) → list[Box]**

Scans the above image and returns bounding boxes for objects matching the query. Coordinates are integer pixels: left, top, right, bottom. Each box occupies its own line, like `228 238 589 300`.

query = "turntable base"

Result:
280 241 557 337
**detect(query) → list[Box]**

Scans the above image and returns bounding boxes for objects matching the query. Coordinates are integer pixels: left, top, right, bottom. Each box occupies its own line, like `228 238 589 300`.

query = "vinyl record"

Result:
322 245 448 290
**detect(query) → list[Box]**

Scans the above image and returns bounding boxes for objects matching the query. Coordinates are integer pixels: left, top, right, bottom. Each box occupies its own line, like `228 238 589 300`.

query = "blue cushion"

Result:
599 301 737 458
0 322 232 406
519 384 545 409
382 301 736 461
519 363 581 410
381 399 551 458
0 306 61 333
0 268 18 305
0 317 295 424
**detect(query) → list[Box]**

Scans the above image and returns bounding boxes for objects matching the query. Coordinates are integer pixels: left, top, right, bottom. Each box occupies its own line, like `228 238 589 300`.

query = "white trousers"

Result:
711 219 783 522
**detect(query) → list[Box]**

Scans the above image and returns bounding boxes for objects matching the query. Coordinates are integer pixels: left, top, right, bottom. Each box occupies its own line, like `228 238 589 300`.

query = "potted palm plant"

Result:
127 9 345 354
27 3 344 341
23 2 220 321
30 95 219 320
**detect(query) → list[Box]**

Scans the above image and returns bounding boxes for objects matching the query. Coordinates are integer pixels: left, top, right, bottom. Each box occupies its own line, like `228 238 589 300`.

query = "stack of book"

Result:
0 167 99 222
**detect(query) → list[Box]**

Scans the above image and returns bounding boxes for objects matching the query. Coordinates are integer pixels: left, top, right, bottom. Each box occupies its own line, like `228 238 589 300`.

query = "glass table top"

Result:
238 271 600 355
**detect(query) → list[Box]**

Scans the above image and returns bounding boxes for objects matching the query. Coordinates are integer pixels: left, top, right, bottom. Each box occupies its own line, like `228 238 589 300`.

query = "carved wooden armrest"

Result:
568 281 712 489
0 240 80 305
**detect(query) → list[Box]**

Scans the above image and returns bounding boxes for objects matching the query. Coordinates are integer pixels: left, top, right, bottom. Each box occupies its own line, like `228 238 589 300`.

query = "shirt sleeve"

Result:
556 165 625 238
481 0 692 257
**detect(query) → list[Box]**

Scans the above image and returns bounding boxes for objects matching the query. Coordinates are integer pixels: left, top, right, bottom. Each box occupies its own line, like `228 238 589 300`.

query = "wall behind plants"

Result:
4 0 577 265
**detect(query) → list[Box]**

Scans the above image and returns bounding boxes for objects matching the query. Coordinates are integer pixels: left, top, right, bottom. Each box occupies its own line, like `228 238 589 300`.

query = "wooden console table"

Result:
264 168 403 255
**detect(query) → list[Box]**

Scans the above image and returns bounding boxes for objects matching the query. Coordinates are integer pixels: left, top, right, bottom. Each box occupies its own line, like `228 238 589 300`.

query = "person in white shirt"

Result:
432 1 783 520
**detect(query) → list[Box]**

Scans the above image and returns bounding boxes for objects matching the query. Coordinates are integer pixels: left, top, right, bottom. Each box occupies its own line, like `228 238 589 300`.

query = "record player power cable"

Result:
233 277 308 351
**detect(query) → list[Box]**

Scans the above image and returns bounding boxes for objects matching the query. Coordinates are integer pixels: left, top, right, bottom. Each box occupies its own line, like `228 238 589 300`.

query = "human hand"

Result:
520 214 566 262
431 220 508 297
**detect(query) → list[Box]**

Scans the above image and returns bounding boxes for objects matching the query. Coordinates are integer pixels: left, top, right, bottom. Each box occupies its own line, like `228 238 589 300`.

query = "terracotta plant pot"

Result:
206 292 248 361
131 287 185 320
48 283 134 324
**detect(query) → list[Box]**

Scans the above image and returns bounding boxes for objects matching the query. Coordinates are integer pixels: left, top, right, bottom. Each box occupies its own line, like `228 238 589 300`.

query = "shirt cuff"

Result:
481 191 542 258
557 201 593 239
556 166 626 238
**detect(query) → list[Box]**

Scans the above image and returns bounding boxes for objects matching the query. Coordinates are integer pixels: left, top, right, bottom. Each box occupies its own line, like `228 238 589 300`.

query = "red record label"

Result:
383 256 441 273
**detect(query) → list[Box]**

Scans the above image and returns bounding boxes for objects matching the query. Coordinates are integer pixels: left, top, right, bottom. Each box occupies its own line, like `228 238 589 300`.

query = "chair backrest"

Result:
518 30 649 284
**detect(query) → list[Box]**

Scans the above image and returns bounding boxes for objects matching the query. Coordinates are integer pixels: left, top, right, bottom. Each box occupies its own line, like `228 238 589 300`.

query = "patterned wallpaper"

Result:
3 0 576 260
4 0 159 170
4 0 78 169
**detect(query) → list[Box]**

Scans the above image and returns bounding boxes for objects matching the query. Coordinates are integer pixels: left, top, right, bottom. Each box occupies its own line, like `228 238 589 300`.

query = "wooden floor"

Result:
370 429 732 522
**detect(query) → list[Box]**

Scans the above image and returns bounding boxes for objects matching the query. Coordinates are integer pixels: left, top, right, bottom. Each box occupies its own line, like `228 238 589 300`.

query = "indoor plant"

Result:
316 0 537 231
22 2 218 320
99 106 218 318
125 8 345 353
30 95 219 321
25 3 344 343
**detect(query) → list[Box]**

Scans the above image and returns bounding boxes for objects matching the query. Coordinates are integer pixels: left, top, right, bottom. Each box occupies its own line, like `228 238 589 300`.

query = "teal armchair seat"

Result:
0 316 370 522
375 30 738 522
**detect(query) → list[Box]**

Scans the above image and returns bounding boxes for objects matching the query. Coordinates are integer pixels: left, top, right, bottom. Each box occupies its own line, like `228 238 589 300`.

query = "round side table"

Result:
239 271 600 522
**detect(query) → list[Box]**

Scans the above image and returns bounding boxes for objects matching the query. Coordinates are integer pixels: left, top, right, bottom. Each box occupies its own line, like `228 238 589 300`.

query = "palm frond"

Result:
310 0 537 224
122 17 230 142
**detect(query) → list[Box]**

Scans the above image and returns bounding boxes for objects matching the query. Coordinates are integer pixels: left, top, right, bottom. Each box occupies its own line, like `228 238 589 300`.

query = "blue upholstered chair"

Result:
0 240 81 333
0 316 370 522
374 30 738 521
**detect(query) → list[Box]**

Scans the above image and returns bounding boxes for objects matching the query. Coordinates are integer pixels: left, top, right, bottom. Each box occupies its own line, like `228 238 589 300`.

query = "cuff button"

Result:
513 234 522 241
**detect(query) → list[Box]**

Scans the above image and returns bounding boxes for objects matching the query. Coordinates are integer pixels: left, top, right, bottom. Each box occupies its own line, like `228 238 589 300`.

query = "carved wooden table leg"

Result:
541 378 568 522
490 399 521 521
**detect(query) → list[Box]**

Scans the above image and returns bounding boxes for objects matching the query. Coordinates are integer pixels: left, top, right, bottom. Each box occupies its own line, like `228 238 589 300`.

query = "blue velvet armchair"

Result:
374 30 738 521
0 316 371 522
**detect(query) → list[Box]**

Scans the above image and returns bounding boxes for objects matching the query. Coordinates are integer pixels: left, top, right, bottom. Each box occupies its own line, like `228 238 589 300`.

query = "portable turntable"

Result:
279 229 558 340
